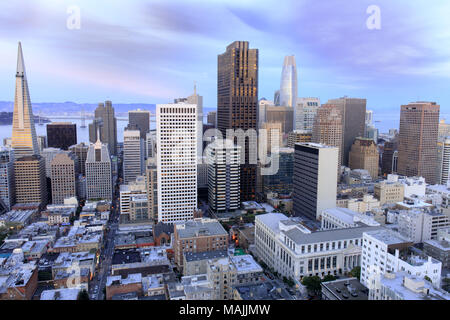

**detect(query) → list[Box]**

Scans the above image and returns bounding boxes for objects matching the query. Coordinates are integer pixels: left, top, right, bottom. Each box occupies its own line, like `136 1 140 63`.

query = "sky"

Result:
0 0 449 117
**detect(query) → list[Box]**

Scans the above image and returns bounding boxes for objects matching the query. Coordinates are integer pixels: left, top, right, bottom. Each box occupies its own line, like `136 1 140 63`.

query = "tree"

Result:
302 276 322 296
424 275 432 283
283 277 295 287
77 289 90 300
322 274 337 282
349 266 361 280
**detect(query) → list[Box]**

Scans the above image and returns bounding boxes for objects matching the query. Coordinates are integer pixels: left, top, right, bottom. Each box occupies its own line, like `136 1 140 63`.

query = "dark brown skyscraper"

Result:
217 41 258 201
128 109 150 139
46 122 77 150
397 102 440 184
327 97 366 166
381 136 398 176
89 101 118 156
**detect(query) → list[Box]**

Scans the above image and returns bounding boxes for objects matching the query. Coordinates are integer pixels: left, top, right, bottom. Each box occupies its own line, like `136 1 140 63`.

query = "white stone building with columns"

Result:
254 212 381 281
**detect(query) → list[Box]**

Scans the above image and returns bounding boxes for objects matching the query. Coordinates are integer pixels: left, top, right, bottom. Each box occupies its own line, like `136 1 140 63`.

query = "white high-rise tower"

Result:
156 103 199 223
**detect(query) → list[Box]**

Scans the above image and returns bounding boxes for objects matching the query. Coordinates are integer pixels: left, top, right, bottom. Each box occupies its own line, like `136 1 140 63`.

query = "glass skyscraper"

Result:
279 55 298 108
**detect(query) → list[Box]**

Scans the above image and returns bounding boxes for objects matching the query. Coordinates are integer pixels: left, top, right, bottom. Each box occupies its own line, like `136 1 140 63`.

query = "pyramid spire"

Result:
11 42 39 158
16 42 26 77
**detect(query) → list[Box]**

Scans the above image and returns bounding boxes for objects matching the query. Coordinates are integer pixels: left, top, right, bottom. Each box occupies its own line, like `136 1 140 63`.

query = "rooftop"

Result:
380 271 450 300
285 225 382 245
234 281 293 300
230 254 263 274
40 288 81 300
184 250 228 262
364 229 409 246
175 218 227 238
321 277 369 300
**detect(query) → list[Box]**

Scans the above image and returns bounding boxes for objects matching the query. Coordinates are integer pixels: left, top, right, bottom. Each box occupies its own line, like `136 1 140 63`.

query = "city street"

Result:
89 179 121 300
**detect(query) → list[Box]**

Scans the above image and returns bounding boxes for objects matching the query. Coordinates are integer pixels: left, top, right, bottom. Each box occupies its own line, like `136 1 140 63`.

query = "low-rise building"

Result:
173 218 228 268
360 229 442 291
321 277 369 300
423 227 450 269
321 207 380 230
106 273 143 300
0 249 38 300
40 288 81 300
370 271 450 300
374 179 405 205
153 222 174 246
183 250 228 276
233 281 293 300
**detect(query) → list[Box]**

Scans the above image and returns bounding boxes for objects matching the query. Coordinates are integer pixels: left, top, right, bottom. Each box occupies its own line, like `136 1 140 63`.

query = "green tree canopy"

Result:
350 266 361 280
302 276 322 296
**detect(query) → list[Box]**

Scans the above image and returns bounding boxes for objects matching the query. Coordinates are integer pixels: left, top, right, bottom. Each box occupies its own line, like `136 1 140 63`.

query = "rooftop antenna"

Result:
194 81 197 95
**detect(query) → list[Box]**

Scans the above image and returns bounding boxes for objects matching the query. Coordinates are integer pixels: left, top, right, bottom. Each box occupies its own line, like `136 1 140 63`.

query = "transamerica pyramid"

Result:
11 42 40 158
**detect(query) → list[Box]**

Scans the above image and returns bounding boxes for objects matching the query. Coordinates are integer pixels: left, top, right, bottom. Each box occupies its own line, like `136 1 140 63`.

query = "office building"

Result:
123 129 145 184
258 98 273 128
129 195 150 222
265 105 294 135
312 103 343 171
11 42 40 159
438 119 450 140
440 138 450 185
217 41 258 201
263 147 294 195
46 122 77 150
397 102 440 184
287 130 312 148
89 101 118 156
85 138 112 201
69 142 88 176
119 176 147 221
0 148 15 210
145 158 158 222
128 109 150 140
207 111 216 127
41 148 69 178
326 97 366 166
260 122 282 154
145 131 156 159
295 98 320 132
156 103 198 223
366 110 373 126
374 180 405 205
174 85 204 162
206 140 240 215
381 138 398 176
279 55 297 109
37 136 47 152
293 143 338 220
14 155 47 208
349 137 379 179
50 153 77 204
